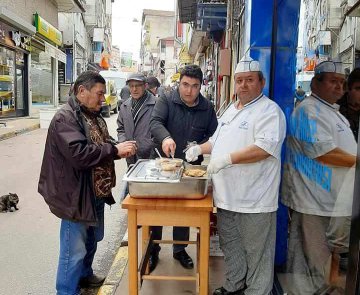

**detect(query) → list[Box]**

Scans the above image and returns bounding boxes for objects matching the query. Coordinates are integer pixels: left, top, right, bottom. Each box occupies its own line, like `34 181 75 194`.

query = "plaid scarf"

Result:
131 92 148 120
81 110 116 198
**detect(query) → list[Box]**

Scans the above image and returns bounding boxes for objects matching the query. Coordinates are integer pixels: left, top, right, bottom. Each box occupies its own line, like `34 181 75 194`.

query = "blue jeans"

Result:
56 198 105 295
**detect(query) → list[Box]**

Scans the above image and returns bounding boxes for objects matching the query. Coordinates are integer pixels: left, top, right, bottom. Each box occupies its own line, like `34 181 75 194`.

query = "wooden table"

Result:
122 194 213 295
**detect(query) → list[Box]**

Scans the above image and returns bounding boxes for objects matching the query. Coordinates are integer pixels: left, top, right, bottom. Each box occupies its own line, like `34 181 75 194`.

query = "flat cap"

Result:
126 72 146 83
146 76 160 88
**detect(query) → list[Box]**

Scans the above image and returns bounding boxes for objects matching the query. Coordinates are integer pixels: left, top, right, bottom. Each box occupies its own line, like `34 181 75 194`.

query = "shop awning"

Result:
88 62 103 72
0 7 36 35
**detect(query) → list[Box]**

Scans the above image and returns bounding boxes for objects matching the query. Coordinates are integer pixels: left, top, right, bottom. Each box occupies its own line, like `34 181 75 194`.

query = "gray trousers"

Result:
286 211 350 293
217 209 276 295
150 226 189 254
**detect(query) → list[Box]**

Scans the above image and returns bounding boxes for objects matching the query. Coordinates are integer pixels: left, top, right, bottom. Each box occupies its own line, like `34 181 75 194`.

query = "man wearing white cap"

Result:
282 60 357 292
186 56 286 295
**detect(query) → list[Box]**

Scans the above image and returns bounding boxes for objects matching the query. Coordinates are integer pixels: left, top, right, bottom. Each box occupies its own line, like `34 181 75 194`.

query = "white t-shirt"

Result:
210 94 286 213
281 94 357 216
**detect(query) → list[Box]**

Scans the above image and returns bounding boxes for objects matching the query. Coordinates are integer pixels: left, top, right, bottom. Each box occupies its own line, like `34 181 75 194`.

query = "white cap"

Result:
235 56 261 74
314 60 344 75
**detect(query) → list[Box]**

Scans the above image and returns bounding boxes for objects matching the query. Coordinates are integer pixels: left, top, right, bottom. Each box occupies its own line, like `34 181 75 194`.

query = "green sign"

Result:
34 13 62 46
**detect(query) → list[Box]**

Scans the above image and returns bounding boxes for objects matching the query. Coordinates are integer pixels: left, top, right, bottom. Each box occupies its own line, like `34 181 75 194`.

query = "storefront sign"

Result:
11 30 21 46
93 52 102 63
9 31 31 51
179 45 193 64
45 42 66 64
34 13 62 46
0 23 31 52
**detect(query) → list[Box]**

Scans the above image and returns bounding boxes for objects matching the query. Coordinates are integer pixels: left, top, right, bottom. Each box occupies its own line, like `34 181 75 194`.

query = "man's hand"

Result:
162 137 176 157
185 145 202 162
207 154 232 174
115 141 137 158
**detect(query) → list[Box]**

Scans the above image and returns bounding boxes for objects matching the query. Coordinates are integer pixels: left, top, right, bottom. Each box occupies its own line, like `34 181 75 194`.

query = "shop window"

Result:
0 47 16 117
31 47 53 105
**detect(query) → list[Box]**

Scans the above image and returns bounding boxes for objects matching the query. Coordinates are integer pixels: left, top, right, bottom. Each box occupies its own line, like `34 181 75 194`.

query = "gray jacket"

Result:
117 90 156 165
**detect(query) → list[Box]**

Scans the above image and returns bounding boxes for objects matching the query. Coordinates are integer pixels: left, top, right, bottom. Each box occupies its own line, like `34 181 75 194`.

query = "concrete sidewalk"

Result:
0 111 40 141
98 227 225 295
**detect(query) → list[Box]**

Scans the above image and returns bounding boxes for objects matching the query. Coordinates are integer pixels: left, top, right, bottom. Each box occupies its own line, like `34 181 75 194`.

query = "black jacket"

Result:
38 96 117 225
150 89 218 163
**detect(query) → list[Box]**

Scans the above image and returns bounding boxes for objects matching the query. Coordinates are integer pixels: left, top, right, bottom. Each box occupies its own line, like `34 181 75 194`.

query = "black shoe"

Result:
213 286 245 295
173 250 194 269
149 252 159 273
79 274 105 288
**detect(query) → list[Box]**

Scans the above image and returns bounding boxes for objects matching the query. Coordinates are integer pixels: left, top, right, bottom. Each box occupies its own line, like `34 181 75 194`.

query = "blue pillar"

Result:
244 0 301 266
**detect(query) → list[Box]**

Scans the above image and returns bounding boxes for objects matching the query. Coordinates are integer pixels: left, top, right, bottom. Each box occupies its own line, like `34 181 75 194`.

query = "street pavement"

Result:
0 113 128 295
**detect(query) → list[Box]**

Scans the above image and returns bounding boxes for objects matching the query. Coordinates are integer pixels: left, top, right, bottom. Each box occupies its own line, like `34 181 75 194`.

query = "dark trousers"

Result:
150 226 189 254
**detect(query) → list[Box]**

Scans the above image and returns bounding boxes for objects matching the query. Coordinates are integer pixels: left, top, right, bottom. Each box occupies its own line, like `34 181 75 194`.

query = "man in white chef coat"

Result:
281 60 357 292
186 56 286 295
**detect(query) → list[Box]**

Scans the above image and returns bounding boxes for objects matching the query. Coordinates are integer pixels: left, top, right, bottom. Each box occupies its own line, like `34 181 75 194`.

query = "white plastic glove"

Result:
207 154 232 174
185 145 202 162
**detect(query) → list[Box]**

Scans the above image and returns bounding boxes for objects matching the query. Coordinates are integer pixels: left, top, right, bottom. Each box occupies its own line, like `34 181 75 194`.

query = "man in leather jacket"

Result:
38 71 137 295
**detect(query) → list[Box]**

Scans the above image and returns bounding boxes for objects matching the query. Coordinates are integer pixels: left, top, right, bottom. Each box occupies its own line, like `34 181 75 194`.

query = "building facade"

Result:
140 9 175 79
0 0 83 118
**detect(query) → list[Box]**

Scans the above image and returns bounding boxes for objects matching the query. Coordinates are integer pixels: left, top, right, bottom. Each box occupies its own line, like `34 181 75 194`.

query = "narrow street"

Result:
0 114 127 295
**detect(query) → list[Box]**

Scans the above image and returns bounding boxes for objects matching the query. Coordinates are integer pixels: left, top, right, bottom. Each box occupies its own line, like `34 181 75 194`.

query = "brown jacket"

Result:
38 96 117 225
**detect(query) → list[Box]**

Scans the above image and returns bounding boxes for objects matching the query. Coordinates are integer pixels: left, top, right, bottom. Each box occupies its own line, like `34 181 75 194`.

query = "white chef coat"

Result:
210 94 286 213
282 94 357 216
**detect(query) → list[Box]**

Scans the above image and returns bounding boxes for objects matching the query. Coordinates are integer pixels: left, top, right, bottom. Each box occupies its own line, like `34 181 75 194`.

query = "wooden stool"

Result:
122 194 213 295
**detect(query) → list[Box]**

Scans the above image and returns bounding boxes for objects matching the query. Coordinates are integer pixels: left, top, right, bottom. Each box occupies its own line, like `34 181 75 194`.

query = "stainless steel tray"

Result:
123 160 209 199
123 159 183 183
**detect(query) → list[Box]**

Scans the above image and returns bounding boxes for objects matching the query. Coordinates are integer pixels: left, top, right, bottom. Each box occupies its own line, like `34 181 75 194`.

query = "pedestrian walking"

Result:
146 76 161 96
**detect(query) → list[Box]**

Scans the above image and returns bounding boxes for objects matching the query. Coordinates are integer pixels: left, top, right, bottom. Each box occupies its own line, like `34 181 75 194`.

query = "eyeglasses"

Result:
128 83 145 89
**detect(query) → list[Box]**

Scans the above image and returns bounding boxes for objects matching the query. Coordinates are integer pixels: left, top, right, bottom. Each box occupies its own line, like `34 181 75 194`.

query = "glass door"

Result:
15 65 26 116
0 46 15 118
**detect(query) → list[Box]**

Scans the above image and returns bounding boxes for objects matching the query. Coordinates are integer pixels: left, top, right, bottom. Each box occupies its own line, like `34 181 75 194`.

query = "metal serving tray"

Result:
123 160 209 199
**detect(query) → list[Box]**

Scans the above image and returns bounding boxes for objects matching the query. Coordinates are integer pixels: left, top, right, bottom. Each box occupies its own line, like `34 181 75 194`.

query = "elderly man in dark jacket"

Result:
38 71 137 295
117 72 156 166
149 64 218 272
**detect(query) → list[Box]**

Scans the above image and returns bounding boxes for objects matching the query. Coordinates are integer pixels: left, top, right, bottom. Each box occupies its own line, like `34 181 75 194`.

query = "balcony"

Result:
178 0 197 23
196 2 227 32
55 0 86 13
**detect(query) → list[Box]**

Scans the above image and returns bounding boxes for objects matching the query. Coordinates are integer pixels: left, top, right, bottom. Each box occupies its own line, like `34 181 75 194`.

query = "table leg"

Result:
142 225 150 274
128 209 138 295
199 212 210 295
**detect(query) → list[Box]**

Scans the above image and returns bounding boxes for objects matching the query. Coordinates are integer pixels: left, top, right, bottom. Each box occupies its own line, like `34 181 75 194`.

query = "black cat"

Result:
0 193 19 212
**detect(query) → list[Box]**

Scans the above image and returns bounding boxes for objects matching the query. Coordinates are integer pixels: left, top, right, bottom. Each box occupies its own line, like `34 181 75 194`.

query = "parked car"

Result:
99 70 127 117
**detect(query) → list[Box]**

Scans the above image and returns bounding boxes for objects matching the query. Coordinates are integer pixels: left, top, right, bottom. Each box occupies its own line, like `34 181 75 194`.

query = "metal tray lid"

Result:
123 159 183 183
